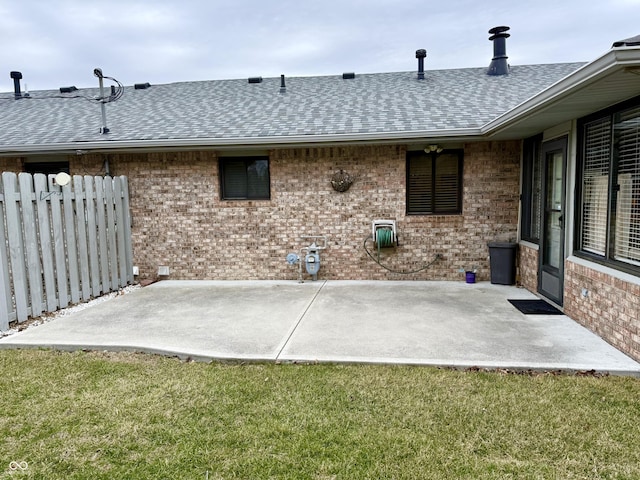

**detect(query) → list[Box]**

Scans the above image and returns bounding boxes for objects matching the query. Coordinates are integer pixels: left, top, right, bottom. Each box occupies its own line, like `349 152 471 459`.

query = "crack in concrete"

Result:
274 280 327 361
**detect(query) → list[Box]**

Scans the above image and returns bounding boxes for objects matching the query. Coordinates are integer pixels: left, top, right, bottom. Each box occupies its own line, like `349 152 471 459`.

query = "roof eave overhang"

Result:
482 47 640 139
0 128 483 156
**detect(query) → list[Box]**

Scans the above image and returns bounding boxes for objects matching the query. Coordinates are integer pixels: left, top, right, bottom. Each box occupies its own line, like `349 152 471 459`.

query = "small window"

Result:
407 149 463 215
219 156 270 200
24 160 69 176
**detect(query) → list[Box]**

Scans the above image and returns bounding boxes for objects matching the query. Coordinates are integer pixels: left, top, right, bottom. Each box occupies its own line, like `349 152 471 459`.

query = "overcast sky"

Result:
1 0 639 93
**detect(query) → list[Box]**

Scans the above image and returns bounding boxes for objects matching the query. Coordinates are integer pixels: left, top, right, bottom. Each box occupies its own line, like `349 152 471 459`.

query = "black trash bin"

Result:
487 242 517 285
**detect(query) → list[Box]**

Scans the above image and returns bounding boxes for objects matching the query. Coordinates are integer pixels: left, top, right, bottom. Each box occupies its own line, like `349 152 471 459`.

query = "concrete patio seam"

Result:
274 280 327 361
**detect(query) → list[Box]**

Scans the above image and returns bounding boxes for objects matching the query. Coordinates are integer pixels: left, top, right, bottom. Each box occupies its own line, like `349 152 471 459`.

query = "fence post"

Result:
113 177 128 288
62 179 80 304
2 172 29 322
104 177 119 291
34 174 58 312
0 184 11 330
48 174 69 309
73 175 91 301
84 176 101 297
121 176 134 284
94 178 110 294
18 173 44 317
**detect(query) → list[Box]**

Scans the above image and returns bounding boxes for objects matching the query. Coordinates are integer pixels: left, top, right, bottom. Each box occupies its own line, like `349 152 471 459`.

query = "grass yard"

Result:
1 350 639 479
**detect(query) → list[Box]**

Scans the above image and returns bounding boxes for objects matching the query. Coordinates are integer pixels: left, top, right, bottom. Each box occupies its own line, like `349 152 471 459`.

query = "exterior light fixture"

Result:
39 171 72 200
54 172 71 186
424 144 443 154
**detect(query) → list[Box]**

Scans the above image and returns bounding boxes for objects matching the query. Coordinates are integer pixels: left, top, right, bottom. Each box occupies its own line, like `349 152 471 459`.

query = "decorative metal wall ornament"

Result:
330 169 354 192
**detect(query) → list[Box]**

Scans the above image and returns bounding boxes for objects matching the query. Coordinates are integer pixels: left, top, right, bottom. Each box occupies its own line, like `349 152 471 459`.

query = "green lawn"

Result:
1 350 639 479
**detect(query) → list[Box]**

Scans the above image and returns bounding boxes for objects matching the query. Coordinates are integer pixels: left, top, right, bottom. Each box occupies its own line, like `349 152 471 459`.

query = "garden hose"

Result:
363 235 442 274
375 228 396 248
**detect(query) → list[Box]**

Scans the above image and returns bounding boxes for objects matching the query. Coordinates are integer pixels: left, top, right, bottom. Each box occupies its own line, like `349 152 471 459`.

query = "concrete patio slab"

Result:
279 281 638 374
0 281 325 361
1 280 639 376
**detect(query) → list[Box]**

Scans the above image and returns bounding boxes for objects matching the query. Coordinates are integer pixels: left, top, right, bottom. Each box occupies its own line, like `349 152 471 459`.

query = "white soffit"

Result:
484 47 640 140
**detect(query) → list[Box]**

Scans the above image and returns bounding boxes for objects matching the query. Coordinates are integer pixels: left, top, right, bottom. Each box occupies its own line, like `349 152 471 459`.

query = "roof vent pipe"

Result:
416 49 427 80
10 71 22 99
94 67 110 134
487 26 510 75
280 74 286 93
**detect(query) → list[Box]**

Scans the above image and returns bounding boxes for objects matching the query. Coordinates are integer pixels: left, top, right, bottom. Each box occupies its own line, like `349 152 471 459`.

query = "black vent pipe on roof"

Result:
280 74 286 93
416 49 427 80
487 26 510 76
10 71 22 99
612 34 640 47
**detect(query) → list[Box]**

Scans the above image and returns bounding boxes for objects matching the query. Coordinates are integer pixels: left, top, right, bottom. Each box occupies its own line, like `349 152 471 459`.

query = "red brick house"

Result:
1 28 639 361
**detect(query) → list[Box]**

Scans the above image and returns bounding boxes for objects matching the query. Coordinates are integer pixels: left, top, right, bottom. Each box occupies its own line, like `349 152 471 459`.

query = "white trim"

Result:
542 122 572 142
567 255 640 286
519 240 539 251
0 128 482 155
564 120 578 271
482 48 640 137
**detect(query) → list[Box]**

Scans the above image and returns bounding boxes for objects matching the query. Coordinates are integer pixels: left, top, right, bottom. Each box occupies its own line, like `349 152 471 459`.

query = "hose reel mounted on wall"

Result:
364 219 441 274
372 220 398 248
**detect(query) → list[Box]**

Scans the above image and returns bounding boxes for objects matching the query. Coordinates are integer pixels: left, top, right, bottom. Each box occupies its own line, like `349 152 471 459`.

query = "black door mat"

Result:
508 299 563 315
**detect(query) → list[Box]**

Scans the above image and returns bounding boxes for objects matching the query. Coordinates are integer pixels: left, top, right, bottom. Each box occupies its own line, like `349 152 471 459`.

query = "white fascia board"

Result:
482 48 640 136
0 128 482 155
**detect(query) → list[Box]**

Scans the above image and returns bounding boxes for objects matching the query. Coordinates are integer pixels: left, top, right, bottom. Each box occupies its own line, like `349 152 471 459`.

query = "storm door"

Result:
539 137 568 305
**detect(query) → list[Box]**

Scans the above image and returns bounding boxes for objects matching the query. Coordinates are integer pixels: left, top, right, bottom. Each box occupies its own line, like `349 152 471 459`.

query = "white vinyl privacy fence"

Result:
0 172 134 330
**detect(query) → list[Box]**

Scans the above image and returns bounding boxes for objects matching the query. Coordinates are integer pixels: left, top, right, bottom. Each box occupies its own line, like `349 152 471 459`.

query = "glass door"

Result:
539 137 567 305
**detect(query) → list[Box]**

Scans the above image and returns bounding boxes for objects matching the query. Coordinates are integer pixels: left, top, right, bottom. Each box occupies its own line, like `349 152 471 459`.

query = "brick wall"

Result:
68 141 521 281
519 243 539 292
564 259 640 362
0 157 22 172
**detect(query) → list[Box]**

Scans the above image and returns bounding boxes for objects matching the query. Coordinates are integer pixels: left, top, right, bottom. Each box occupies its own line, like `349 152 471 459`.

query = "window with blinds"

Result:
581 117 611 255
614 105 640 265
220 157 270 200
407 150 463 215
578 96 640 274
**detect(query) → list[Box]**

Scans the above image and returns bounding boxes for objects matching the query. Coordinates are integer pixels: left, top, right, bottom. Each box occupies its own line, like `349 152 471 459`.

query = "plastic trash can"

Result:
487 242 517 285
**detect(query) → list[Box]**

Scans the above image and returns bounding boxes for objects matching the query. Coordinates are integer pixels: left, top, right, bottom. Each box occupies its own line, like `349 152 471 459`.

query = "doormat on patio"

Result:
508 299 563 315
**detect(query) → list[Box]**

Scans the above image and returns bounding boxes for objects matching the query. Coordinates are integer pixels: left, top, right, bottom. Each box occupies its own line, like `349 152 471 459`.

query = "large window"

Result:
407 149 463 215
577 97 640 273
219 156 270 200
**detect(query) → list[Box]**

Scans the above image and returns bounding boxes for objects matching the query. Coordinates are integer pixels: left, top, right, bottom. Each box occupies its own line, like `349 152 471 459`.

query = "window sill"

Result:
570 253 640 283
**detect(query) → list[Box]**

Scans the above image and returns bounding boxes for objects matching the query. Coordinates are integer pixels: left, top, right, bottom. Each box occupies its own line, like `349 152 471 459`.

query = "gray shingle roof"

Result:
0 63 585 148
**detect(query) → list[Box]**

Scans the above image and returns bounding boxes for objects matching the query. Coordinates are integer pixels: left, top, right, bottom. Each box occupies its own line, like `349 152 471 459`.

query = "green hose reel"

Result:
365 219 442 274
372 220 398 248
